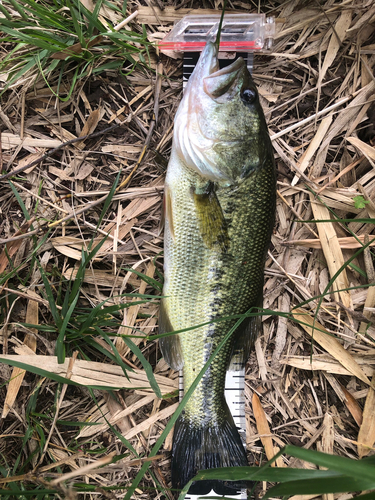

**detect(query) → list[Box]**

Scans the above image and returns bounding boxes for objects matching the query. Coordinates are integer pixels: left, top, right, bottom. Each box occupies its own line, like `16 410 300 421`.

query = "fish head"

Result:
174 41 270 184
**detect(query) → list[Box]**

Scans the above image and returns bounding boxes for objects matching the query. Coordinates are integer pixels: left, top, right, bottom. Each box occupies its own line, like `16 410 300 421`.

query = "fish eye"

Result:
241 88 257 104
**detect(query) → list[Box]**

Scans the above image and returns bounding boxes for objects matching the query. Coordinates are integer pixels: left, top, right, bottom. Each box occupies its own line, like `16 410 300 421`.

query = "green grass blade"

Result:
0 55 37 95
95 328 132 377
183 466 344 483
67 0 85 45
0 3 11 20
281 445 375 482
56 292 80 363
35 54 80 101
5 0 28 20
92 59 125 73
96 169 121 229
178 445 375 498
37 262 61 329
87 0 104 37
356 491 375 499
121 336 162 398
263 476 375 499
123 268 163 292
71 0 109 34
0 489 58 496
88 388 139 456
7 0 68 30
0 24 65 51
8 181 31 222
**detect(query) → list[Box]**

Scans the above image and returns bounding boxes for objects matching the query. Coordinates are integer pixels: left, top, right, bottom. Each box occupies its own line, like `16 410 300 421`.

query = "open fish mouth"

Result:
207 55 245 77
203 47 246 100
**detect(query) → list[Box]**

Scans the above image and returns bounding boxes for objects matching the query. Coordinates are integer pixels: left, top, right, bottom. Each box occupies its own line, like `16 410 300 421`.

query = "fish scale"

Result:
159 41 276 496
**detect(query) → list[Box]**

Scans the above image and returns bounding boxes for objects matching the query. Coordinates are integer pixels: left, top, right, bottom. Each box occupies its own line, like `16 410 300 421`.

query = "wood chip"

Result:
292 308 371 385
357 375 375 458
0 356 178 394
310 197 353 315
292 115 332 186
317 413 335 500
252 393 284 467
122 403 178 441
2 299 37 418
78 107 103 146
286 234 375 250
282 354 375 378
347 136 375 161
1 133 62 150
137 6 246 24
78 394 156 439
340 383 363 427
0 220 33 273
318 10 352 83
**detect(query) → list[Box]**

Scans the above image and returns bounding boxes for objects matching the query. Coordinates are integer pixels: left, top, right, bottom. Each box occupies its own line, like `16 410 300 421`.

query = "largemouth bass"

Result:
159 41 276 495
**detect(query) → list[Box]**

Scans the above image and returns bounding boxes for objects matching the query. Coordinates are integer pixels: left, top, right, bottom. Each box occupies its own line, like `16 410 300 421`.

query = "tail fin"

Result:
171 411 250 495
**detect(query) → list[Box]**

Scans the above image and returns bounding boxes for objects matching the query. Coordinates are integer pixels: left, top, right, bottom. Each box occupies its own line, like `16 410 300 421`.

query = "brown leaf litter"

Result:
1 0 375 498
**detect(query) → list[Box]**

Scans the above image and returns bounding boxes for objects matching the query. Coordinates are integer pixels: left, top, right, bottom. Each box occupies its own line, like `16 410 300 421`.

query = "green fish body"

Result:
159 42 276 495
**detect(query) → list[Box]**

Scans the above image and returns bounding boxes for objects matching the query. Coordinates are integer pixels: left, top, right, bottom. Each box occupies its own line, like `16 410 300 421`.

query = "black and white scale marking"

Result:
179 52 253 500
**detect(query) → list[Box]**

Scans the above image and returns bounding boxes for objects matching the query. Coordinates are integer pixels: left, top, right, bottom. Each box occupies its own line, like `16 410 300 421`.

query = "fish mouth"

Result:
204 49 246 100
208 55 245 77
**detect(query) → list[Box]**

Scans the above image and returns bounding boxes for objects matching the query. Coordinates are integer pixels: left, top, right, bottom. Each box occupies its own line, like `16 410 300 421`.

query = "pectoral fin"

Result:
193 183 229 252
159 299 183 371
160 188 175 239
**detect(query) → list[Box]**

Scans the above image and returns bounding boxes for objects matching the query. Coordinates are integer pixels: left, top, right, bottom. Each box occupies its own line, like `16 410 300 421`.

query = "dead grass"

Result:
1 0 375 498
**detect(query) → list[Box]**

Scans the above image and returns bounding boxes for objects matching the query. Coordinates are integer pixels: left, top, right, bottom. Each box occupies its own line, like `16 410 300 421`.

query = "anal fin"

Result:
159 299 183 371
228 300 263 371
